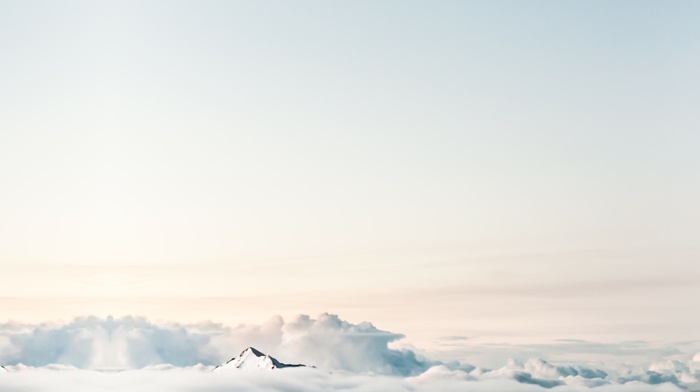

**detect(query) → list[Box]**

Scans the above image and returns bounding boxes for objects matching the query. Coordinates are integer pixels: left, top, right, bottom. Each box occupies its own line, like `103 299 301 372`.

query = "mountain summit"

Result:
213 347 306 371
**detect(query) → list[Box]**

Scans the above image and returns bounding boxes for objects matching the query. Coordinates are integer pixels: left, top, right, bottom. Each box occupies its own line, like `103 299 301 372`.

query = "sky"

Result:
0 0 699 354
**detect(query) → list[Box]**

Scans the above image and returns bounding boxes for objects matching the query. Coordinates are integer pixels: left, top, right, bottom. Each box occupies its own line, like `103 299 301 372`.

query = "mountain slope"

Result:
213 347 306 371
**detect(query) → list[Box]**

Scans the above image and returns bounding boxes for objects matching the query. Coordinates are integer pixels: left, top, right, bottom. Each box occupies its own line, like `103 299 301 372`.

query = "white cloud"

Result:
0 314 698 390
0 367 690 392
434 339 698 369
0 316 224 369
0 314 432 375
274 313 434 375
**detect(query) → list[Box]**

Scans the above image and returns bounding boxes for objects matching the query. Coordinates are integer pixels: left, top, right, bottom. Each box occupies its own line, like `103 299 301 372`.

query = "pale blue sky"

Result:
0 1 698 347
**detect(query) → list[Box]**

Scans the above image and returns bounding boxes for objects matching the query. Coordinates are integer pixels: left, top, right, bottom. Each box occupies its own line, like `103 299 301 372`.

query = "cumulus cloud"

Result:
0 316 225 369
274 313 434 375
0 314 432 375
0 314 699 390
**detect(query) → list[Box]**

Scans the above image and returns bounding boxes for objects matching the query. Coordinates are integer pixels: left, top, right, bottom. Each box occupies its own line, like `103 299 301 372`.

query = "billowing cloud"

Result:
0 316 225 369
273 313 434 375
0 314 431 375
0 314 699 390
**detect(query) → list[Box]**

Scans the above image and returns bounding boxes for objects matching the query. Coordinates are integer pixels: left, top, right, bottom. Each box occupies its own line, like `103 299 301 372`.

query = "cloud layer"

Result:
0 314 698 391
0 314 432 375
0 366 691 392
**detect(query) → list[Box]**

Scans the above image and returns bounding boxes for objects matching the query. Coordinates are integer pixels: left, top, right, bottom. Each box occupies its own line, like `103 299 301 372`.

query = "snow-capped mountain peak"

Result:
213 347 306 371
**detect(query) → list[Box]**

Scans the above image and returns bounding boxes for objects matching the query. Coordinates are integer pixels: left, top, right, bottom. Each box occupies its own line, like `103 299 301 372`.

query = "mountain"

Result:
213 347 307 371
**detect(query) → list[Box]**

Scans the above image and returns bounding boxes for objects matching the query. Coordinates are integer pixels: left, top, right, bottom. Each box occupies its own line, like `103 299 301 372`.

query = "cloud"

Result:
440 335 470 341
0 316 225 369
520 358 608 380
273 313 434 375
436 338 699 370
0 366 690 392
0 314 433 375
0 314 699 390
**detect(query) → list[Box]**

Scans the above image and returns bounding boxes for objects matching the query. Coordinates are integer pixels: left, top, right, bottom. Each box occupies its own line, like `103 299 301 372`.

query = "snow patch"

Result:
213 347 306 371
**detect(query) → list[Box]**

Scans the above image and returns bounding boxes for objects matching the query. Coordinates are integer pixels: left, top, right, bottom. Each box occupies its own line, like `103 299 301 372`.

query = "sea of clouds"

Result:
0 314 698 391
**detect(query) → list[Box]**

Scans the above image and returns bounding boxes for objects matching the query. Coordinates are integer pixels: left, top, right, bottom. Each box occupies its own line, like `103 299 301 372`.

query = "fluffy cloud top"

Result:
0 314 698 391
0 314 430 375
0 316 223 369
274 313 433 375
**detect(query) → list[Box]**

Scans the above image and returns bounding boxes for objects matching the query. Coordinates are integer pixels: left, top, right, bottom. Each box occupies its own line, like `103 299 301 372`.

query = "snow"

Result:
213 347 305 371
